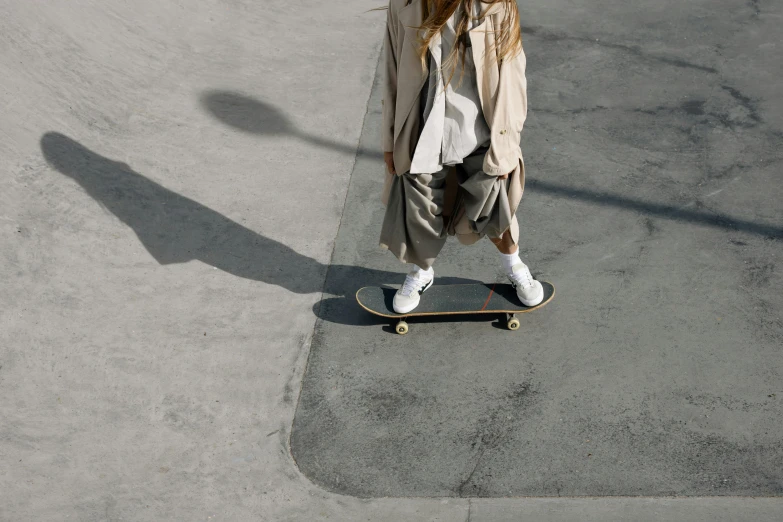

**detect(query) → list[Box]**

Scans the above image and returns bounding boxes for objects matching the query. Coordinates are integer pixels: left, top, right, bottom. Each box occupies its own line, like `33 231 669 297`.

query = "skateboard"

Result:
356 282 555 335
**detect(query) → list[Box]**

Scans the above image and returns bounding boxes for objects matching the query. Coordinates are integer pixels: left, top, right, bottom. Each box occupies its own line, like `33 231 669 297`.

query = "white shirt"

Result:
409 2 491 174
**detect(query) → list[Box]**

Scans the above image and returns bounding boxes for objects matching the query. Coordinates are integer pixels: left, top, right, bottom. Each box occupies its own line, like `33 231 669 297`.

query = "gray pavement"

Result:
1 0 782 521
291 0 783 499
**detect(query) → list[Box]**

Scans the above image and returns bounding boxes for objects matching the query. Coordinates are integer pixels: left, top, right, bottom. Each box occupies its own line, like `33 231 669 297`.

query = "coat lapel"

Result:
393 0 428 142
469 2 503 126
469 1 503 66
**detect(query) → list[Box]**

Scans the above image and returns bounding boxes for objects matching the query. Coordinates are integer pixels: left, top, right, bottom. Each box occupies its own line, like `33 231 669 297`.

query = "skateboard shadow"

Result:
379 314 504 334
40 132 478 302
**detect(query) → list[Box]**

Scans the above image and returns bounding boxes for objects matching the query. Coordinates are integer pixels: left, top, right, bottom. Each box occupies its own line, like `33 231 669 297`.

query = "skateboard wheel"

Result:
396 321 409 335
507 317 520 331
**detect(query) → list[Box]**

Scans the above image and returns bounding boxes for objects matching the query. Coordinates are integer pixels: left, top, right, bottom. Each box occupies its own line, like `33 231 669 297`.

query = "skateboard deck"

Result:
356 282 555 334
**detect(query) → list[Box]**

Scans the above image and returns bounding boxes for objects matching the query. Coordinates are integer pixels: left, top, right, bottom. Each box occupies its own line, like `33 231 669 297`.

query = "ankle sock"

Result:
499 251 522 274
411 263 434 278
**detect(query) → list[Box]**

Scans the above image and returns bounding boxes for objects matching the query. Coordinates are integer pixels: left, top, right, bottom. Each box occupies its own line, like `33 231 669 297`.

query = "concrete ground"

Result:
1 0 781 521
292 0 783 500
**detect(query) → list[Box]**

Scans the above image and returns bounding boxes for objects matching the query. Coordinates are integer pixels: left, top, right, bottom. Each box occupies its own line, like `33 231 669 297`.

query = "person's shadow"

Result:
40 132 476 326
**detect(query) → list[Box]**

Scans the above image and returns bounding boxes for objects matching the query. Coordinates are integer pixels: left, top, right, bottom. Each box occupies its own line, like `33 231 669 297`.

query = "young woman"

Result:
379 0 543 314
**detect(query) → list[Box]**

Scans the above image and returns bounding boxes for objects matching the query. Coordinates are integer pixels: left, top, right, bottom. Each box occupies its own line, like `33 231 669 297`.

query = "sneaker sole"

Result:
518 282 545 307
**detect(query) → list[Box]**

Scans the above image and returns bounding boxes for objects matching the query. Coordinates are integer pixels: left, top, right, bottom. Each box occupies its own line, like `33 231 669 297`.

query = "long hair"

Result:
420 1 520 86
373 1 522 87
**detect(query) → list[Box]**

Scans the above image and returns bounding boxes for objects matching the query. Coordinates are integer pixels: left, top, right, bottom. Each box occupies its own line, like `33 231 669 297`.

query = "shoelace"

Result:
510 269 533 289
400 274 428 296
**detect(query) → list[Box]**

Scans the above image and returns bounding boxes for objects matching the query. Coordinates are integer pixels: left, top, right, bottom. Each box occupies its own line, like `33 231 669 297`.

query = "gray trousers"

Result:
379 148 518 270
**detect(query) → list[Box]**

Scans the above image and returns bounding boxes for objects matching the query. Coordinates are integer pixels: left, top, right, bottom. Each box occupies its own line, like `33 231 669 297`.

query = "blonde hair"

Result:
373 1 522 87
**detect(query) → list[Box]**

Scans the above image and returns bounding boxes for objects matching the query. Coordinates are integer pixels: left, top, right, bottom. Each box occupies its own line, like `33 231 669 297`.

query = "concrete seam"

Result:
286 34 385 475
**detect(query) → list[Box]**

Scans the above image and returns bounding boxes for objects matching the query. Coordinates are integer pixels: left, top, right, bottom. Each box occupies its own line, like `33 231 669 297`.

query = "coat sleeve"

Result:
505 44 528 138
483 41 528 177
382 2 399 153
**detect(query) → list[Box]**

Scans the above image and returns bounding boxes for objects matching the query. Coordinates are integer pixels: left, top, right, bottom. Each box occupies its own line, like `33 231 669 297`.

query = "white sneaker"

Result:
508 263 544 307
393 269 434 314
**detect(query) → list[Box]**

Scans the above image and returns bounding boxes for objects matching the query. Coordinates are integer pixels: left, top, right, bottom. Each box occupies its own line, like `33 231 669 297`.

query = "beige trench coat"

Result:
380 0 528 245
